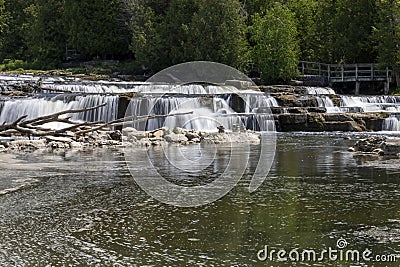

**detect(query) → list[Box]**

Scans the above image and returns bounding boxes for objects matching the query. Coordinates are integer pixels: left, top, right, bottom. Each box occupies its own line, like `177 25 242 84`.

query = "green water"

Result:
0 133 399 266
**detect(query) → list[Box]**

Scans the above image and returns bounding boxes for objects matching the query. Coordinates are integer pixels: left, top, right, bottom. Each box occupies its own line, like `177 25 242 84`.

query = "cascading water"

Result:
243 93 279 113
125 91 276 132
0 95 118 129
340 95 400 112
126 97 229 132
306 87 336 95
316 96 340 113
4 72 400 133
0 75 279 133
41 82 243 95
382 115 400 131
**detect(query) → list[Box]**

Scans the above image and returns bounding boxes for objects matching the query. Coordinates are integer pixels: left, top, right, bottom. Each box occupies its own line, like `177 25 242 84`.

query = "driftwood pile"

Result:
0 103 193 139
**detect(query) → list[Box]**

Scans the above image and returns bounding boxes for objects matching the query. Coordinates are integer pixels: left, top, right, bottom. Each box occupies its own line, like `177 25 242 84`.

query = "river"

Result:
0 133 399 266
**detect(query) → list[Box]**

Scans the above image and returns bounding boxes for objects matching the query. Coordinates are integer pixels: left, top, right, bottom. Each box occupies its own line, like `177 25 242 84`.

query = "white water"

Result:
41 82 244 95
306 87 336 95
382 115 400 131
340 95 400 112
316 96 341 113
243 93 279 113
125 92 276 132
0 95 118 129
3 74 400 132
126 97 238 132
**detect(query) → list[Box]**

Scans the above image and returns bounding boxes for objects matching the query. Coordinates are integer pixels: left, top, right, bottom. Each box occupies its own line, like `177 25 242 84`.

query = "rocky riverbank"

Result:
273 112 387 132
347 136 400 170
0 128 261 153
349 136 400 157
256 85 392 132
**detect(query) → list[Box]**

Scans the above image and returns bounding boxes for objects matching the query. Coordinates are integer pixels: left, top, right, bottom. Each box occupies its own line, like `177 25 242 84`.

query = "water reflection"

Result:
0 134 399 266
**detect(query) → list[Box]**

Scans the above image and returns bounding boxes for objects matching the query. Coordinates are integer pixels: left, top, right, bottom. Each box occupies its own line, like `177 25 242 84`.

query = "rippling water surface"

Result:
0 134 399 266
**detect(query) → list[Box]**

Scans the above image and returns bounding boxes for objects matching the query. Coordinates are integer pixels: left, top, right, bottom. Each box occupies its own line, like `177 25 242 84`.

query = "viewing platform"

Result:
299 61 392 94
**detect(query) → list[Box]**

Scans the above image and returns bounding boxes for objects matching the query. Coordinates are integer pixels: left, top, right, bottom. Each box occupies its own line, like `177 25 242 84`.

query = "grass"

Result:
390 88 400 95
0 59 144 80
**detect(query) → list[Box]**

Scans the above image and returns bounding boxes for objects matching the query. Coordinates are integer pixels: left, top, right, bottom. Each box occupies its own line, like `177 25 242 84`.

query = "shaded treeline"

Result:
0 0 399 83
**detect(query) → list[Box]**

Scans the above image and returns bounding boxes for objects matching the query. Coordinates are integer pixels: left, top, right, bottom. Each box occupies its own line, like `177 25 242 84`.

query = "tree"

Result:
129 0 165 69
313 0 377 64
24 0 67 68
0 0 33 61
250 2 300 83
130 0 249 72
0 0 8 53
185 0 249 71
286 0 318 61
373 0 400 86
65 0 131 59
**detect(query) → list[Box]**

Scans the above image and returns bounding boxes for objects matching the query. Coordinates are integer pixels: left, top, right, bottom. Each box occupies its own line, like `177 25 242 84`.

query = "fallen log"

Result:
0 103 194 139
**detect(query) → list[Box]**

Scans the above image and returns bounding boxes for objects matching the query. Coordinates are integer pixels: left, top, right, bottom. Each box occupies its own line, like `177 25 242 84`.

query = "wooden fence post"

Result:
341 65 344 81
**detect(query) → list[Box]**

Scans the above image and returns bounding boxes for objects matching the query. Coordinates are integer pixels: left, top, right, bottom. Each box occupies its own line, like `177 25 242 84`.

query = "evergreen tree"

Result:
0 0 33 61
314 0 377 63
65 0 131 59
0 0 8 53
129 0 165 69
373 0 400 86
130 0 249 72
24 0 67 68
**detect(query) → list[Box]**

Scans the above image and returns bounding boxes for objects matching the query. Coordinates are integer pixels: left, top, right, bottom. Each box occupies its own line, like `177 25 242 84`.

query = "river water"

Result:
0 133 399 266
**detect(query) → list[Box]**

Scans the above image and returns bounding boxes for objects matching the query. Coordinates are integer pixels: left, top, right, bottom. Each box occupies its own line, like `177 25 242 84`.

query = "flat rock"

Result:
44 136 74 143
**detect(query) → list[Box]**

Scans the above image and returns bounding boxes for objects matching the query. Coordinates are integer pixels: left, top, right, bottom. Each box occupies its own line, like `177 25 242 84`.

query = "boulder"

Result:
109 130 122 141
164 133 188 143
149 129 164 139
185 132 200 141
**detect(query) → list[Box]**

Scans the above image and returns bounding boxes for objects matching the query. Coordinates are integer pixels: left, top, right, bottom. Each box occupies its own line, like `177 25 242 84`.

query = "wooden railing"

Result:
299 61 392 93
299 61 391 83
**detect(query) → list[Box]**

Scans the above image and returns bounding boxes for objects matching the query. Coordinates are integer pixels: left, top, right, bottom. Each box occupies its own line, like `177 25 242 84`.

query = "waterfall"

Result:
382 115 400 131
306 87 336 95
0 75 280 132
0 95 118 129
41 82 242 95
340 95 400 112
42 83 134 94
134 84 241 95
126 96 238 132
125 93 277 132
243 93 278 113
316 96 340 113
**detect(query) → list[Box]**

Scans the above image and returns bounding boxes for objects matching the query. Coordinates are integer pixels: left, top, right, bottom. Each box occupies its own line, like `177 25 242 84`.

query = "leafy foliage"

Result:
250 2 300 82
129 0 248 72
0 0 399 83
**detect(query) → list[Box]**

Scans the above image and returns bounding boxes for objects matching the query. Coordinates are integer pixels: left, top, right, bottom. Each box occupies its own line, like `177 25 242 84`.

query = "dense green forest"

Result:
0 0 399 83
